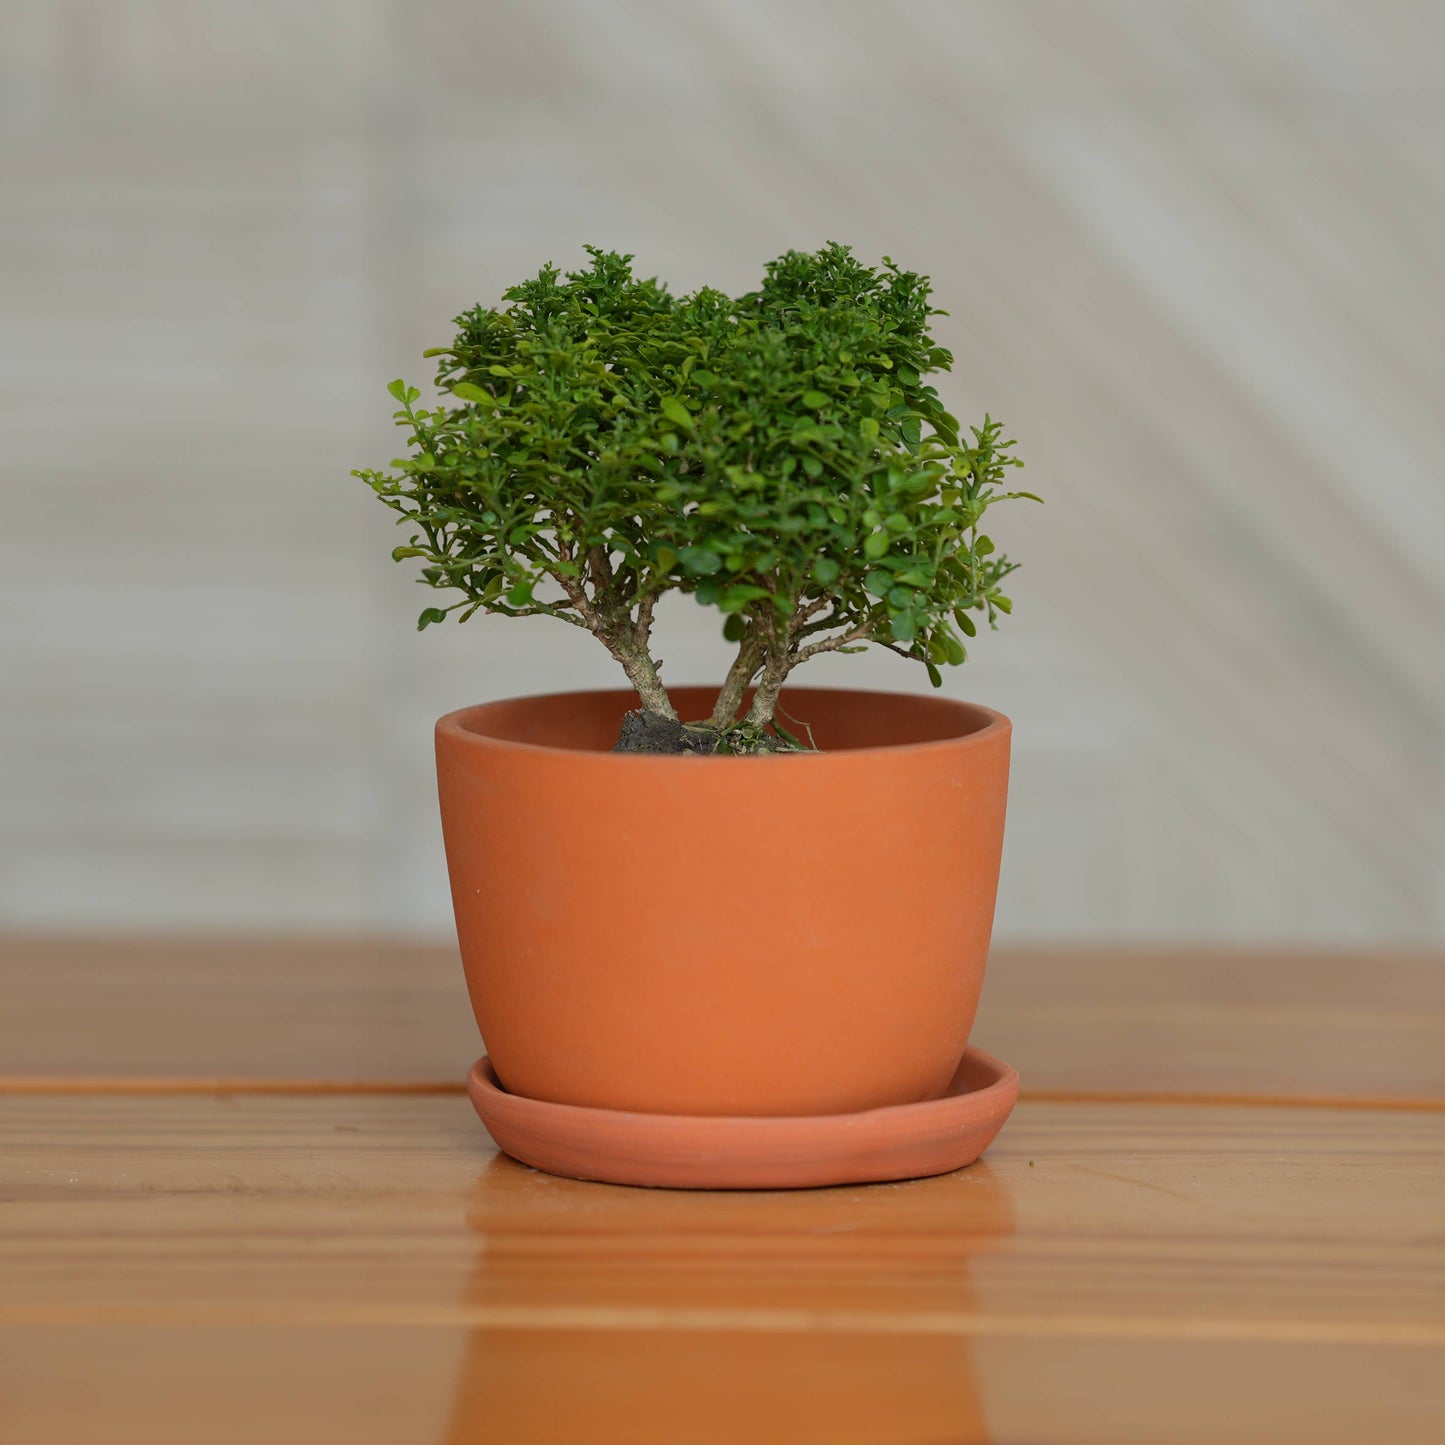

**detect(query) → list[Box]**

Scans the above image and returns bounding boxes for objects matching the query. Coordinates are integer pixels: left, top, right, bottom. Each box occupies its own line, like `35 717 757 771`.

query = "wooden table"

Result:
3 940 1443 1443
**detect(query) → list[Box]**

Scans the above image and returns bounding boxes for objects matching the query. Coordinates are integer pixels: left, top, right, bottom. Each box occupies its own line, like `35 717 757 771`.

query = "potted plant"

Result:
357 243 1038 1188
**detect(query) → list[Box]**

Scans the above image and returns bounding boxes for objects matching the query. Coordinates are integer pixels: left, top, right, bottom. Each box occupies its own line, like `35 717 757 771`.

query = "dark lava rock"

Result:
611 710 721 755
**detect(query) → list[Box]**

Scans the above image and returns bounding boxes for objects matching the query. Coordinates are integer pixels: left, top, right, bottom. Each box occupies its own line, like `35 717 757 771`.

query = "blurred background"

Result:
3 0 1442 944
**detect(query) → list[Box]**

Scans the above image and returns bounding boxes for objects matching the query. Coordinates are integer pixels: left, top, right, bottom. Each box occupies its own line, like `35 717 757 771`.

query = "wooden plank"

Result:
979 944 1445 1104
1 1327 1440 1445
4 1091 1442 1441
2 939 1442 1101
4 1094 1442 1343
0 937 479 1087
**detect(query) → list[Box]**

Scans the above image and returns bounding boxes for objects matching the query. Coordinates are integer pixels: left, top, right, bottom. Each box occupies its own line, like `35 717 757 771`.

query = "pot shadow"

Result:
437 1149 1018 1444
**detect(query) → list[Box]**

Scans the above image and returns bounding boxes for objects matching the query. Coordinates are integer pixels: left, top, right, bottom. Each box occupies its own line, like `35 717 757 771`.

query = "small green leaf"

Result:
993 594 1013 614
417 606 447 630
953 608 977 637
925 658 943 688
718 585 769 613
361 248 1028 675
679 546 720 575
942 632 967 665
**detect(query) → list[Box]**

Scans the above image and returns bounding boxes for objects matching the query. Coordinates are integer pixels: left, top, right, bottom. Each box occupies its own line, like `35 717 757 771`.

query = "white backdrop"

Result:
3 1 1442 940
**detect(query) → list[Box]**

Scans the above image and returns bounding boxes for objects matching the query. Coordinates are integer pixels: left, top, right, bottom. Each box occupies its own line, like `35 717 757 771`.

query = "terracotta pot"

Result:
436 686 1010 1118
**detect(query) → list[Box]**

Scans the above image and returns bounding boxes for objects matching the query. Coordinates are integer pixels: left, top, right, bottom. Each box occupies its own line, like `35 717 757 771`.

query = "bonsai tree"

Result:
357 243 1037 752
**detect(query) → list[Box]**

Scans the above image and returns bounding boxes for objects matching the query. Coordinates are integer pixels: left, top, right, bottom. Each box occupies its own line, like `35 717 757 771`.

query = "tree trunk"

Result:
744 656 790 729
606 632 677 719
709 638 762 727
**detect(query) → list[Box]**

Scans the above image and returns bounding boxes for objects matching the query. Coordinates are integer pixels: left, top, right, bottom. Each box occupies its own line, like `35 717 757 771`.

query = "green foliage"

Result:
355 243 1037 728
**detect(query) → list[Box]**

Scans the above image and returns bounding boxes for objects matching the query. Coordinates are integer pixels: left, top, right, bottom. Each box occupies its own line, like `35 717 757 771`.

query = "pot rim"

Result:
436 685 1010 761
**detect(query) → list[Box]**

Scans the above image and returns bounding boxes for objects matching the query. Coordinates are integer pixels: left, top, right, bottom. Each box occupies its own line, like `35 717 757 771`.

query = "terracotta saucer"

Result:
466 1047 1019 1190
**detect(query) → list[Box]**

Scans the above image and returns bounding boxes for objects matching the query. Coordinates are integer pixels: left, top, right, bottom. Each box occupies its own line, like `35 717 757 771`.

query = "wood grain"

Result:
4 1093 1443 1344
4 1090 1443 1441
4 938 1442 1101
5 939 1444 1440
0 937 478 1085
3 1328 1441 1445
